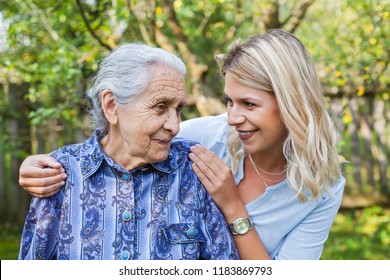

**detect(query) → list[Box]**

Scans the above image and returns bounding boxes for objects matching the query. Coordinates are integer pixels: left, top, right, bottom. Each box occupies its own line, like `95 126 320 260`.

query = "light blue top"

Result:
19 131 238 260
178 113 345 260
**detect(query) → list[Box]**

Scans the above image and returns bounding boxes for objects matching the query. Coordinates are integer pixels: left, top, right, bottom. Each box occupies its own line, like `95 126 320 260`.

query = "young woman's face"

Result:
224 72 286 157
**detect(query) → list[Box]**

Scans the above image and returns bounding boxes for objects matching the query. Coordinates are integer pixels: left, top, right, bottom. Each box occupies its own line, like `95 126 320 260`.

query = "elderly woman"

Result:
18 44 238 260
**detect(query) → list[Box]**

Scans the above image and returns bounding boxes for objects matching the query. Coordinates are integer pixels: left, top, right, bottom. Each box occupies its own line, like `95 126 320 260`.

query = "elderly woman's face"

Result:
105 66 186 169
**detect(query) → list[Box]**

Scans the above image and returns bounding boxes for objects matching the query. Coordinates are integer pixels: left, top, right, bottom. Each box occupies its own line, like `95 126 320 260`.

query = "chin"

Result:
151 152 169 163
242 144 254 154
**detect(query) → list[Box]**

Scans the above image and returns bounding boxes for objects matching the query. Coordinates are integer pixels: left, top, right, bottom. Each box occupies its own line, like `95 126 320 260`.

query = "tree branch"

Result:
131 0 156 45
75 0 112 50
282 0 315 33
222 0 245 45
25 0 59 41
159 0 207 80
262 0 280 30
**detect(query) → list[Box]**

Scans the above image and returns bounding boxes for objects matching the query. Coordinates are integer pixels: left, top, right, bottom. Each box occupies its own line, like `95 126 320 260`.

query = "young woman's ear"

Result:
101 90 118 125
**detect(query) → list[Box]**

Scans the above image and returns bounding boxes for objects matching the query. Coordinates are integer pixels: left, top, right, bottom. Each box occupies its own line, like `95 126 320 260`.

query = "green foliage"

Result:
298 0 390 97
321 206 390 260
0 0 107 136
0 223 22 260
1 0 388 128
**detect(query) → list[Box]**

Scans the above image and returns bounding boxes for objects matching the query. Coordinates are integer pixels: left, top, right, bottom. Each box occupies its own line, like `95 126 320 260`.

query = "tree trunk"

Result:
8 83 31 226
360 98 375 192
372 98 389 196
0 111 6 222
348 98 363 194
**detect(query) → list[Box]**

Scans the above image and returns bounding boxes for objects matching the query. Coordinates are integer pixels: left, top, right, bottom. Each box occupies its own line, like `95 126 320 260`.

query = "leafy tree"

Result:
0 0 389 227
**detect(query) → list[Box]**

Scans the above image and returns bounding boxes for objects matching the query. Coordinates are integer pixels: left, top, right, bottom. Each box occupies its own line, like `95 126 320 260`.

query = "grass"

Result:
321 205 390 260
0 223 22 260
1 205 389 260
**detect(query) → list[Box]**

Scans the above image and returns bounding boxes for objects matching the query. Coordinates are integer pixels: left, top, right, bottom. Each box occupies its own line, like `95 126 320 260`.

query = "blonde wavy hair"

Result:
215 29 342 201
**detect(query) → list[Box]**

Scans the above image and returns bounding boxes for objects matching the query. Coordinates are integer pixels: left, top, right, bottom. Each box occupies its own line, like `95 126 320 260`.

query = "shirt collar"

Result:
80 131 175 179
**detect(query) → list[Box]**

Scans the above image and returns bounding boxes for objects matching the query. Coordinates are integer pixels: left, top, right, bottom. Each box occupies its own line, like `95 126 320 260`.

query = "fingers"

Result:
24 180 65 198
189 144 233 191
19 154 67 197
189 145 218 179
190 161 212 188
189 144 226 171
20 155 64 178
35 156 62 170
20 155 62 177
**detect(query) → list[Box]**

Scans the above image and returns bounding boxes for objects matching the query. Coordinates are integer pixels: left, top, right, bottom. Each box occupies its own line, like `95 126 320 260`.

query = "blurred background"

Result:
0 0 389 259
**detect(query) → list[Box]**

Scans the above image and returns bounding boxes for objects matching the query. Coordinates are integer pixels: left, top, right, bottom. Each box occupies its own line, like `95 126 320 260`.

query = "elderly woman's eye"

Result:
155 103 166 112
176 105 184 115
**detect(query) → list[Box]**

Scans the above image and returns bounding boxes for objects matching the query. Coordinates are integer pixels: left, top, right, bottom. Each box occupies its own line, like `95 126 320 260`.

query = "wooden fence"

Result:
330 96 389 208
0 83 389 227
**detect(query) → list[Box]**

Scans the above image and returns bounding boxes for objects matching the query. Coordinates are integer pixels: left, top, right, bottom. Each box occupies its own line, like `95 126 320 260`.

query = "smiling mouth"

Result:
238 129 258 135
237 129 258 140
154 138 172 146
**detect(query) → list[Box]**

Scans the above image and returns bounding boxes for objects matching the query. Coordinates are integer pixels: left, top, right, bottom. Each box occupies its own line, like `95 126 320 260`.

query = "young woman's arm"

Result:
189 144 270 260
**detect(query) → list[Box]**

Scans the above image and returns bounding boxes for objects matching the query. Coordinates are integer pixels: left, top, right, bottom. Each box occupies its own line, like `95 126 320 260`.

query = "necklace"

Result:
248 154 286 186
248 154 285 176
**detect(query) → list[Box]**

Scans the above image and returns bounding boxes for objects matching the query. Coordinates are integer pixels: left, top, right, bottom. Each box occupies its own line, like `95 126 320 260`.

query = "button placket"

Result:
118 171 134 260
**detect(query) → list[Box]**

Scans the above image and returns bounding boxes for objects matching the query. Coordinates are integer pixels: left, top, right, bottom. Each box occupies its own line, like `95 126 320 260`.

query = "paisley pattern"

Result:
19 131 238 260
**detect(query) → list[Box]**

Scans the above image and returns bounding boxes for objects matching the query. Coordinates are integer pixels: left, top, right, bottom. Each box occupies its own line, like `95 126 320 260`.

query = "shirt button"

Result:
121 251 130 260
122 211 133 222
122 173 130 182
186 228 196 238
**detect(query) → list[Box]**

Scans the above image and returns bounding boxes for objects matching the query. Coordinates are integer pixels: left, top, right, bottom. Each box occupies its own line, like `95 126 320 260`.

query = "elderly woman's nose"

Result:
163 109 180 135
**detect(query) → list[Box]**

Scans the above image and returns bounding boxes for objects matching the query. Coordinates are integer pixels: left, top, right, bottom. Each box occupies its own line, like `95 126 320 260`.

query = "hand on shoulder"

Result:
19 154 66 197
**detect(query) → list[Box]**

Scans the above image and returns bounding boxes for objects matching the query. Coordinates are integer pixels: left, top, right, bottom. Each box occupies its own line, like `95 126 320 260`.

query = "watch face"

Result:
234 218 250 234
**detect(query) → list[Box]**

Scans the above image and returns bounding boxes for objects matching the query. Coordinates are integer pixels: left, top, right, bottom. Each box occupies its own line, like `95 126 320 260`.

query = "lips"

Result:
153 138 172 146
237 129 258 140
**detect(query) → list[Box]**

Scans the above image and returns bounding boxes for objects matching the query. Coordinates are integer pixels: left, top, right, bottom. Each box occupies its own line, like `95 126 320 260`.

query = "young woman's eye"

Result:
244 102 255 108
225 96 233 106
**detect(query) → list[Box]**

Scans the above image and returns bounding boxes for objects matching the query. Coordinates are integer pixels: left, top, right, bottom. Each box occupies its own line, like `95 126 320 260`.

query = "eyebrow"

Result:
224 93 260 104
151 95 187 106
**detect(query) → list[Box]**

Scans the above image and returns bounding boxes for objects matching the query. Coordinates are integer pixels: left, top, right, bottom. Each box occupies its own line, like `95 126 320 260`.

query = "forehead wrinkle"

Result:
148 85 186 104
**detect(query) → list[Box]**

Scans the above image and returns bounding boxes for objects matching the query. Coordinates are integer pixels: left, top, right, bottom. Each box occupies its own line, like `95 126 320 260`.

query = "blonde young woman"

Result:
19 29 345 259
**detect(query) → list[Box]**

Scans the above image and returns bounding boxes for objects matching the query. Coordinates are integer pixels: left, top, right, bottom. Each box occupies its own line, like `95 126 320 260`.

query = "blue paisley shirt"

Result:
19 131 239 260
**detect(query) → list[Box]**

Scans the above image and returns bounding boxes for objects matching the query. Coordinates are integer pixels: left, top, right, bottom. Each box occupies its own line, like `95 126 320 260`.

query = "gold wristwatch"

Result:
229 217 253 235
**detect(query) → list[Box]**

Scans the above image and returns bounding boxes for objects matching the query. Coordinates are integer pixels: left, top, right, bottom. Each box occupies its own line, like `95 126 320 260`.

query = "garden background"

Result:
0 0 389 259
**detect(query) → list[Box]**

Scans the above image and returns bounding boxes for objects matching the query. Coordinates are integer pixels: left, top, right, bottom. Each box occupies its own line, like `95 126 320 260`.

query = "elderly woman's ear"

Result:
101 89 118 125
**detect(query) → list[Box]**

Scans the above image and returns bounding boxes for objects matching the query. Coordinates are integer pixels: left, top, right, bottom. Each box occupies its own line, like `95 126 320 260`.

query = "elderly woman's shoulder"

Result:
49 136 96 161
178 113 228 145
171 137 198 152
